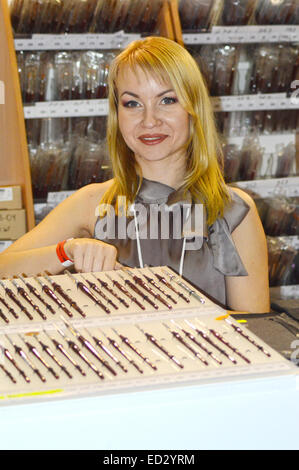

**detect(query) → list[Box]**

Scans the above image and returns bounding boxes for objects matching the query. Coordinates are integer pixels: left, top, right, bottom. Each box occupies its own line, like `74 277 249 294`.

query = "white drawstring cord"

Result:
132 203 191 275
131 204 144 268
179 237 187 276
179 205 191 276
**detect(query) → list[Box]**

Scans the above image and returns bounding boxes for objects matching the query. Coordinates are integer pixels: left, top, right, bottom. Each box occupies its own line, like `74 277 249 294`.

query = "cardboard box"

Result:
0 209 26 240
0 186 23 210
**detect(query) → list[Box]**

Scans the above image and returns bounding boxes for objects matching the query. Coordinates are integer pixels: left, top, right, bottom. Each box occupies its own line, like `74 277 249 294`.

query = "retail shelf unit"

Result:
168 0 299 299
0 0 35 230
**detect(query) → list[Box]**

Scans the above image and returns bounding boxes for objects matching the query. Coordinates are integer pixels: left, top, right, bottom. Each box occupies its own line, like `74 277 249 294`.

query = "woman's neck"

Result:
136 156 186 189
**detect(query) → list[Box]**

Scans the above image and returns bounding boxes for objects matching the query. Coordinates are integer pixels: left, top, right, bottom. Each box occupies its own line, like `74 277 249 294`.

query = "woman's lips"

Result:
138 134 168 145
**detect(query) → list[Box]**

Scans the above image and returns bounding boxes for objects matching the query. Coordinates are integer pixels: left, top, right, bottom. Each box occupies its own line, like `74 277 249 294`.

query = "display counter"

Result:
0 268 298 451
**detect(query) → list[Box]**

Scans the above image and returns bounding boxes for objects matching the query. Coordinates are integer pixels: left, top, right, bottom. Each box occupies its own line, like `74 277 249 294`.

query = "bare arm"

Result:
0 181 117 277
225 188 270 314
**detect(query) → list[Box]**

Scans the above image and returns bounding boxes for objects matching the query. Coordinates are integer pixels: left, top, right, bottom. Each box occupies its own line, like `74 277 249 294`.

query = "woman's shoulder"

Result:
222 185 257 233
61 179 115 236
228 186 256 209
71 179 115 205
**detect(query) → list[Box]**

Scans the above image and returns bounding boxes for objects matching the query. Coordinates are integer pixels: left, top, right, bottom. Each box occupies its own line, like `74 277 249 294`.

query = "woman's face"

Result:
116 66 190 173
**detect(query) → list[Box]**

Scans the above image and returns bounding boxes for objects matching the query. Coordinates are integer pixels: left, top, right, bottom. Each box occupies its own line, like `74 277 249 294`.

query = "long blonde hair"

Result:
101 36 230 225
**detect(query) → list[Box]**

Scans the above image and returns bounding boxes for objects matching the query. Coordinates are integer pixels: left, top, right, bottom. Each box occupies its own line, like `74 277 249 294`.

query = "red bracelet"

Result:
56 239 74 267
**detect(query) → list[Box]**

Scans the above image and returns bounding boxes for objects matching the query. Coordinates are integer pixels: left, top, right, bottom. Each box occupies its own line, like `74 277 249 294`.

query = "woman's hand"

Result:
64 238 119 273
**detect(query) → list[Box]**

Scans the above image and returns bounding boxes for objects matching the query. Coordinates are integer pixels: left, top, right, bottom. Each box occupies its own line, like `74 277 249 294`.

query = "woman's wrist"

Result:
56 238 74 267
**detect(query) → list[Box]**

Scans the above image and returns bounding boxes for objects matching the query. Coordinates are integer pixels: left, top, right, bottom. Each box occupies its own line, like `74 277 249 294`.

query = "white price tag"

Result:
0 187 13 202
281 284 299 299
0 240 12 252
47 191 74 204
0 81 4 105
279 236 299 250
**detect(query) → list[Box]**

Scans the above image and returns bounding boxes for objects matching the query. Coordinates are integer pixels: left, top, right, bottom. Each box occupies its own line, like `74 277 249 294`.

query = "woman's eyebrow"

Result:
157 89 174 97
120 88 174 98
120 91 139 98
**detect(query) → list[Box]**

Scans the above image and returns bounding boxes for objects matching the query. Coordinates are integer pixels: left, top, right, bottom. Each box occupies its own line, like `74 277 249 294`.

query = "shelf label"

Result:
14 31 141 51
234 177 299 198
278 236 299 250
183 25 299 44
47 191 75 205
0 81 4 105
270 284 299 300
211 93 299 112
24 99 109 119
290 80 299 105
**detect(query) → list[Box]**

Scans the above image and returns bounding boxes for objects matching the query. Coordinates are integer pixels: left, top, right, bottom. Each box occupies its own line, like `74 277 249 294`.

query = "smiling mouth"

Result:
138 134 168 145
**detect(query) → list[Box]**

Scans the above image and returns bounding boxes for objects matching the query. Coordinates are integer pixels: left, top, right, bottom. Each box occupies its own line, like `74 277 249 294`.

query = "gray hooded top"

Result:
94 178 249 308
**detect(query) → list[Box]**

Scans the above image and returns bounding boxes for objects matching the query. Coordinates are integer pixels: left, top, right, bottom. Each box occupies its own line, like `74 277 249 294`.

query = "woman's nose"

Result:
141 106 162 128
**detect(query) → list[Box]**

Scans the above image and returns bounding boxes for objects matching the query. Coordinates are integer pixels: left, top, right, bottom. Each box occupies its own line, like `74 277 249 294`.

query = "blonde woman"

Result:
0 37 269 313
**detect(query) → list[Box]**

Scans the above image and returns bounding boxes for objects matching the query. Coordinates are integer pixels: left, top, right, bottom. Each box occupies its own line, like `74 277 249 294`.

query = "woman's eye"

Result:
161 96 178 105
122 100 140 108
